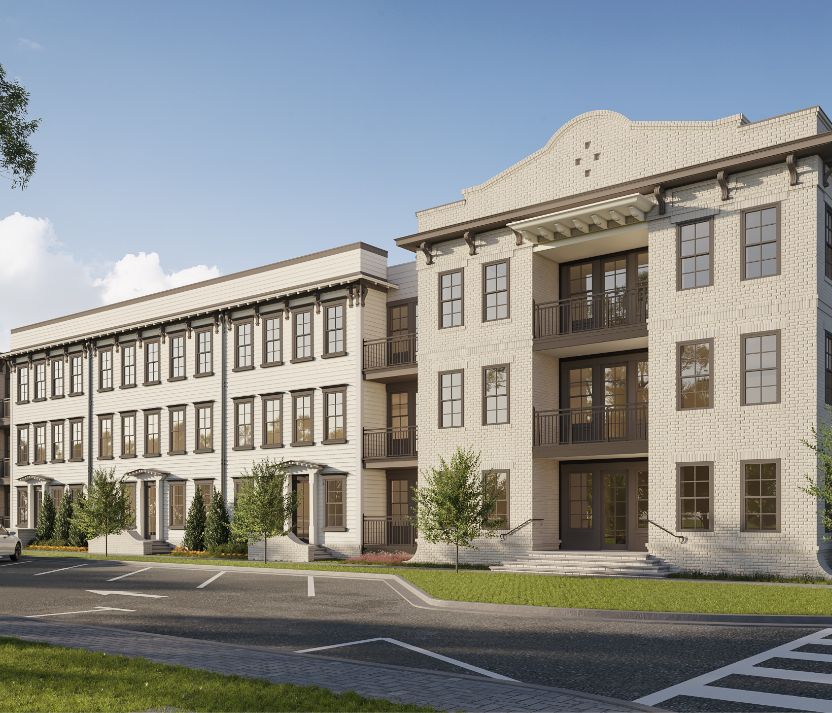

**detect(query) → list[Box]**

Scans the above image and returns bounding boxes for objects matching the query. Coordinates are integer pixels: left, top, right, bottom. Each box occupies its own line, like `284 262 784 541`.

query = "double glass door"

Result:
293 475 310 541
560 462 648 550
144 482 156 539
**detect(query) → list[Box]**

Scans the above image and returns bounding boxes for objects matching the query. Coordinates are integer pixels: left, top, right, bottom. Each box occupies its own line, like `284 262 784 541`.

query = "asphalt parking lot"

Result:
4 556 832 711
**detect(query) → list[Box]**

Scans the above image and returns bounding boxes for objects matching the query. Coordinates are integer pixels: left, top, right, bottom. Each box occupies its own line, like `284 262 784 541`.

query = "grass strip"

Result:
0 637 429 713
22 549 832 616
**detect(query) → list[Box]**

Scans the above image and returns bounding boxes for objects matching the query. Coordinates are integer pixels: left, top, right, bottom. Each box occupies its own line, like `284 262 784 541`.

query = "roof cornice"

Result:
396 131 832 251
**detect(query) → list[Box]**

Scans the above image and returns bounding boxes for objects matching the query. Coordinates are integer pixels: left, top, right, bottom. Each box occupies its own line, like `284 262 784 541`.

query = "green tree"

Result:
803 418 832 534
183 489 206 551
35 493 56 541
231 459 296 562
0 63 40 189
74 468 133 556
68 490 88 548
413 448 499 572
55 490 74 544
204 488 231 550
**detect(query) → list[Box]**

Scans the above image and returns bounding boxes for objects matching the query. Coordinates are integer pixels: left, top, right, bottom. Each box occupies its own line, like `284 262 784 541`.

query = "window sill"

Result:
143 453 162 458
68 458 84 463
167 451 188 456
120 454 137 459
290 441 316 447
194 448 215 454
232 445 254 451
144 381 161 387
321 352 347 360
261 361 284 368
232 366 255 373
97 388 114 394
324 526 347 532
16 401 29 406
678 406 714 411
33 460 46 465
119 384 137 390
193 372 215 379
167 377 187 383
50 459 65 464
290 357 315 364
97 457 114 461
32 398 46 403
68 392 84 398
16 462 29 467
261 444 284 449
322 439 348 445
51 394 65 400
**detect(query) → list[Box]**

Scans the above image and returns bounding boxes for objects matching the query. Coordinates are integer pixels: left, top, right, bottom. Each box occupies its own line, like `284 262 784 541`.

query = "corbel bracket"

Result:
512 229 523 247
653 185 666 215
360 283 368 307
348 284 356 308
824 164 831 188
283 301 291 320
463 230 477 256
254 305 261 325
214 314 221 334
419 241 434 266
716 170 730 201
786 154 798 186
187 320 193 338
314 291 322 314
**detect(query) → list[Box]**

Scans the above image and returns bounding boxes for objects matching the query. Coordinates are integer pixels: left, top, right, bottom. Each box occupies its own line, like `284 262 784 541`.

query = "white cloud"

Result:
0 212 221 350
17 37 42 51
93 252 220 304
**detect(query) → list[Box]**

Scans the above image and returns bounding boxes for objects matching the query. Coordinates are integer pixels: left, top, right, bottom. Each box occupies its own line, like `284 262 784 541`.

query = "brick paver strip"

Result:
0 616 655 712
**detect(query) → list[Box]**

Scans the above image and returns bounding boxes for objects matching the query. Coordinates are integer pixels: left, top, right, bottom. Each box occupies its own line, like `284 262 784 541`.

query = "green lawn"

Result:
22 549 832 616
0 637 429 713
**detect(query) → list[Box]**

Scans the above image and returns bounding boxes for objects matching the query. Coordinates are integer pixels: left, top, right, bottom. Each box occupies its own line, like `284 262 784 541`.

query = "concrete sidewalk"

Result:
1 616 655 712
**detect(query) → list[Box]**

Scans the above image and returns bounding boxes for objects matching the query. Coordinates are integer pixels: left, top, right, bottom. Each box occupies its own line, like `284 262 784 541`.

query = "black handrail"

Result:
534 403 647 446
534 285 648 339
363 334 417 370
499 518 542 541
647 519 688 544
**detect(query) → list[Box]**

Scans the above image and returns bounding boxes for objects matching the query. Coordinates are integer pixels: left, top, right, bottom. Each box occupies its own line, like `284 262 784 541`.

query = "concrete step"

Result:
490 550 676 578
311 545 339 561
150 540 173 555
490 567 671 578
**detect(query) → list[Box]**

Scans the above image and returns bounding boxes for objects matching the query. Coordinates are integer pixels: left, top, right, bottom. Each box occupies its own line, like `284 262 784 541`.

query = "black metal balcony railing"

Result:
534 286 648 339
363 426 417 460
363 515 417 549
534 403 648 447
363 334 417 371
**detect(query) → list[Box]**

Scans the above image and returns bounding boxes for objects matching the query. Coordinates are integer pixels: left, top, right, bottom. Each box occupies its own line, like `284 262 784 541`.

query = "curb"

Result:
23 554 832 627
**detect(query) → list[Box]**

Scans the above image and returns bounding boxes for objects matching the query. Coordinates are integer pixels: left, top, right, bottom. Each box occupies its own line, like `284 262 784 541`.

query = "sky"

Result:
0 0 831 348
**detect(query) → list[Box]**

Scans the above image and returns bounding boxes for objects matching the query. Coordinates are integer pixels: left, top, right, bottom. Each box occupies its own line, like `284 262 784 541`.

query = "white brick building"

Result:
6 106 832 577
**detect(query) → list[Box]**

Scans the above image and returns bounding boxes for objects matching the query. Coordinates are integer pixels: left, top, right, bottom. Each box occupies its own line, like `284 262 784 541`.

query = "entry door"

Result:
560 467 598 550
602 470 628 549
33 486 42 528
388 301 416 365
144 482 156 539
388 471 417 547
293 475 310 541
603 365 628 440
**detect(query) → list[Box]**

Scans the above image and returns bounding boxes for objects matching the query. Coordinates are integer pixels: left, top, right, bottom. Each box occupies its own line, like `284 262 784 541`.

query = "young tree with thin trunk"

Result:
414 448 499 572
231 459 296 562
74 468 133 556
803 419 832 534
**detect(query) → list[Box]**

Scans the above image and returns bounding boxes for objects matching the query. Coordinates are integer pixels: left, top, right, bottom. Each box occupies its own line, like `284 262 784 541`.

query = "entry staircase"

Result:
150 540 174 555
311 545 339 561
490 550 678 578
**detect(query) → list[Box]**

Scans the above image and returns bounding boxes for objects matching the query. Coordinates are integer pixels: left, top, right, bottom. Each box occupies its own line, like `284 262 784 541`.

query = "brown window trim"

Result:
17 364 30 404
323 475 347 531
740 330 781 406
740 459 781 533
291 307 315 363
233 396 255 451
16 424 30 466
481 258 510 322
143 338 161 385
68 354 84 397
676 216 714 291
322 386 347 445
143 408 162 457
33 360 47 401
676 461 714 532
97 414 114 461
234 318 255 371
31 422 46 464
168 481 186 530
438 268 464 329
97 347 114 393
483 469 510 530
261 394 284 449
438 368 464 428
194 327 214 376
194 401 215 454
120 411 137 459
261 313 284 368
322 300 347 358
168 405 188 456
51 359 65 398
481 363 510 426
68 418 84 462
120 341 137 388
50 419 66 463
676 338 714 411
740 202 781 281
167 333 187 382
291 389 315 446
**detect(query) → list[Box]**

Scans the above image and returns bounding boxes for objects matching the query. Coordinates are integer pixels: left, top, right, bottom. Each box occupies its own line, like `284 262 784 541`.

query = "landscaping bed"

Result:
22 549 832 616
0 637 426 713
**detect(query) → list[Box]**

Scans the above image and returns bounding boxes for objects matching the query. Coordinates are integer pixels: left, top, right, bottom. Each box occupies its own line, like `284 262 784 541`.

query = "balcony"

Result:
362 515 416 552
0 458 8 479
534 403 648 458
363 334 417 382
533 286 647 354
0 398 9 425
363 426 417 468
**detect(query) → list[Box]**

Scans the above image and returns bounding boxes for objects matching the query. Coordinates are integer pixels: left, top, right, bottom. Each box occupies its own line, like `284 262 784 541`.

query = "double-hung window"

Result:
234 399 254 449
483 365 509 425
98 415 113 459
678 340 713 409
439 270 463 328
742 461 778 531
293 309 313 361
439 370 463 428
195 403 213 452
323 388 346 443
324 304 345 356
292 391 314 445
34 423 46 463
169 335 186 380
235 321 254 369
16 425 28 465
169 482 185 529
121 343 136 387
70 419 83 461
678 463 712 531
34 362 46 400
742 332 779 405
169 406 186 455
52 359 64 397
121 412 136 457
262 395 282 448
145 340 160 384
678 219 712 289
196 329 213 375
483 470 509 528
144 410 161 456
51 421 64 462
483 261 509 321
743 205 779 279
70 355 83 395
262 316 282 366
17 366 29 403
324 478 345 530
99 349 113 391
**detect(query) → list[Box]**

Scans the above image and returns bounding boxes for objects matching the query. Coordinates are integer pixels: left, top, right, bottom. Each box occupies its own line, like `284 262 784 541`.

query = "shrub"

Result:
204 488 231 549
183 489 206 551
345 551 412 565
68 491 88 548
35 493 56 542
55 490 74 544
206 541 247 557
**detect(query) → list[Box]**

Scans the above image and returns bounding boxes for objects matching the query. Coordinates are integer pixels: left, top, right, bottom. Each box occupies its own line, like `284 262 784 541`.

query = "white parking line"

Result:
196 570 226 589
296 637 516 681
33 563 88 576
307 575 315 597
25 606 135 618
107 567 152 582
0 559 30 567
636 627 832 711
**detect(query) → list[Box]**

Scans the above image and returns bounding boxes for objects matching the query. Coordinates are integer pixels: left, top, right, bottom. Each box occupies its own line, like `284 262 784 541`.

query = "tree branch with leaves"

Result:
74 468 134 556
0 63 40 189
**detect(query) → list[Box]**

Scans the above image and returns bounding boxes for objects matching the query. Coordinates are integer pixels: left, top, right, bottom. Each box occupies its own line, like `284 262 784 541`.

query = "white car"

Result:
0 526 21 561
